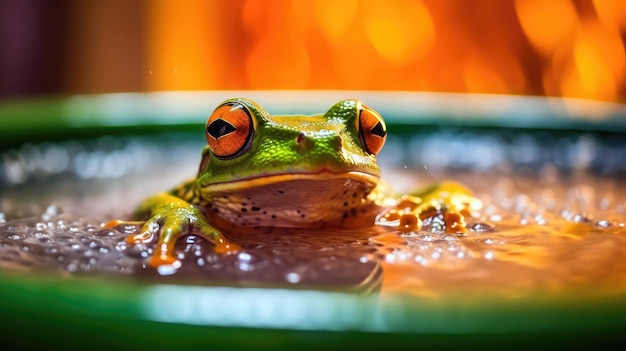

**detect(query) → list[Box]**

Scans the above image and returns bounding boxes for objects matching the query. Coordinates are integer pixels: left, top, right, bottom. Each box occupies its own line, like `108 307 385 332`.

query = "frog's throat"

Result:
201 171 379 195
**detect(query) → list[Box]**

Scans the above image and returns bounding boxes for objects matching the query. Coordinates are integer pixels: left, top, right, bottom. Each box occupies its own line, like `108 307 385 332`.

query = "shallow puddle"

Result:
1 135 624 300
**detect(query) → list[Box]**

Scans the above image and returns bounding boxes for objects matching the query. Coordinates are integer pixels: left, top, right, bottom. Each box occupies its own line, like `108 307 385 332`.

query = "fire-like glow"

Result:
144 0 626 101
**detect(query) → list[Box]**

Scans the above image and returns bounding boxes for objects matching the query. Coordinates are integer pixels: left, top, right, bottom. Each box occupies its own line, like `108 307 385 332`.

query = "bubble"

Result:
534 215 548 225
65 261 79 272
2 232 23 241
237 252 252 262
384 253 397 263
471 222 495 232
489 214 503 222
114 241 128 251
44 204 62 217
45 247 59 254
156 261 181 276
32 231 50 238
285 272 301 284
414 254 428 265
561 210 596 223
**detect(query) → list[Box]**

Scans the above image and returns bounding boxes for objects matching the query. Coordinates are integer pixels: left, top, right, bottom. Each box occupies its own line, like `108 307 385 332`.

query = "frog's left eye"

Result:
206 102 255 159
356 104 387 155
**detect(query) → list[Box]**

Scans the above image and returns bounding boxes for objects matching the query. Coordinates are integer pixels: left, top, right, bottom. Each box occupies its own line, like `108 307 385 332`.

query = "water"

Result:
0 133 625 298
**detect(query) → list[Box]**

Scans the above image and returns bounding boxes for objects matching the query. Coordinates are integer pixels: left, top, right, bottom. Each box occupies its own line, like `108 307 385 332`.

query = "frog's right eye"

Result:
205 102 255 159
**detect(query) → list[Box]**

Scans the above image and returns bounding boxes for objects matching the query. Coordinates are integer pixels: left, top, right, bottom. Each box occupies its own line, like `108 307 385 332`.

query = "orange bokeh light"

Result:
140 0 625 101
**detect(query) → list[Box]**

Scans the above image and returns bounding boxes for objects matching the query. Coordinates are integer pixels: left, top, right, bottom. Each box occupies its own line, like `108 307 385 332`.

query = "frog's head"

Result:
196 97 387 226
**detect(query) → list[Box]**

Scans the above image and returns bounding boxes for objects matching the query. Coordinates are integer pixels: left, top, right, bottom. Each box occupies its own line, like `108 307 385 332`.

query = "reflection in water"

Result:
0 132 625 299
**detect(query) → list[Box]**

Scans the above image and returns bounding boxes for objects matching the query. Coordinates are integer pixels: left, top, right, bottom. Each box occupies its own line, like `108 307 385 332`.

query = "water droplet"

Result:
484 251 495 260
65 262 79 272
414 254 427 265
599 194 614 210
534 215 547 225
564 212 594 223
285 272 301 284
32 231 50 238
2 232 23 241
237 252 252 262
157 261 181 276
114 241 127 251
489 214 503 222
471 222 495 232
597 220 613 228
44 204 62 217
385 253 397 263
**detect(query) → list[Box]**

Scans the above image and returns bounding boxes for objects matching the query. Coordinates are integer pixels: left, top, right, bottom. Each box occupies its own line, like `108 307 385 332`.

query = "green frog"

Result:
106 98 481 268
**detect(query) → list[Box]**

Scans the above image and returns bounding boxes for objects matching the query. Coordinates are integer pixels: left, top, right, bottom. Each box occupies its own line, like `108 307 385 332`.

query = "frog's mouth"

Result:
205 170 379 194
201 171 381 227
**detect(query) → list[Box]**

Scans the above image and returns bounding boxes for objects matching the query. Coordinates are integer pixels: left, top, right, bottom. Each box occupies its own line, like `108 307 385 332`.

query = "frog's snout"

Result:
295 131 342 153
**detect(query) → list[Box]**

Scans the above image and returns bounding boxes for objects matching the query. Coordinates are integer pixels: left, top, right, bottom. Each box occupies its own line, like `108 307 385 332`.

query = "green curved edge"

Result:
1 270 625 350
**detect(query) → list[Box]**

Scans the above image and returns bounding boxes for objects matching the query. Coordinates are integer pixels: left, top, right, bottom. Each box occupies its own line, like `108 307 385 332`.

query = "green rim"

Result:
1 92 625 350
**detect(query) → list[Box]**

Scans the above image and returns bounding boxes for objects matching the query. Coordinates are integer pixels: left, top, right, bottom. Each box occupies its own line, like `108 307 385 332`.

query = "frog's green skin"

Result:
115 98 480 268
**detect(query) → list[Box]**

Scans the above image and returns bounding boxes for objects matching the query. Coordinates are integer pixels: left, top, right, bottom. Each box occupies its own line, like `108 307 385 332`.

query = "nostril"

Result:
296 132 306 144
333 135 343 150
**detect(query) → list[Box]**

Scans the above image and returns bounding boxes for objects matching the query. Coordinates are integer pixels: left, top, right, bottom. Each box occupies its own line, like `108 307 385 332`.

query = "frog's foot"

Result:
128 207 241 268
376 181 482 235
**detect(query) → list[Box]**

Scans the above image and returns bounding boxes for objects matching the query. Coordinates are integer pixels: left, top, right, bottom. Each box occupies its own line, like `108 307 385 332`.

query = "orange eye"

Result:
357 104 387 155
205 102 255 159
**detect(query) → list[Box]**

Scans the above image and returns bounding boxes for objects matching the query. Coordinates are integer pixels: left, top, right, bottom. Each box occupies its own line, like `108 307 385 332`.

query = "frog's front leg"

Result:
376 180 482 234
106 193 240 268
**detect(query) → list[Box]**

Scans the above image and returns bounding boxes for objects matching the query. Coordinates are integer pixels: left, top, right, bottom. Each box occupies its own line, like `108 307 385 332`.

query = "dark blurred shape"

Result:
0 0 145 99
0 0 65 98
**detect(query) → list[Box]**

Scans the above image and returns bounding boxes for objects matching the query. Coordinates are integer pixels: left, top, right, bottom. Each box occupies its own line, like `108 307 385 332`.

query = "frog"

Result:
106 98 481 269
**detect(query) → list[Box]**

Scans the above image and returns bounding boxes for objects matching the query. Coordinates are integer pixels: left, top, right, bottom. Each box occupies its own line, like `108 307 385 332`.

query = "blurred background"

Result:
1 0 625 101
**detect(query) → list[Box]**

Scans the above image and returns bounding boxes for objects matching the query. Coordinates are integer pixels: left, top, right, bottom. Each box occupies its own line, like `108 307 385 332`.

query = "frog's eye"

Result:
356 104 387 155
205 102 255 159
